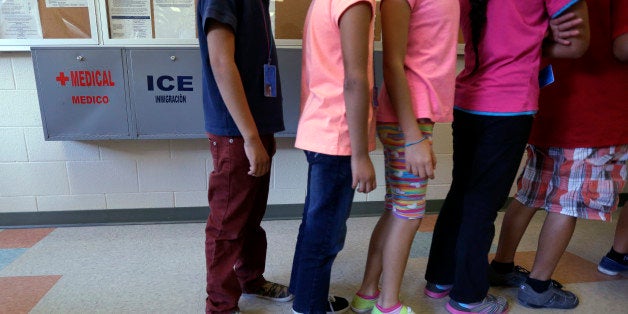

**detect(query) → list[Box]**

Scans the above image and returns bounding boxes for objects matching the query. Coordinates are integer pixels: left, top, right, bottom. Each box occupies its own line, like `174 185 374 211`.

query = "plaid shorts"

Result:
515 144 628 221
377 122 433 220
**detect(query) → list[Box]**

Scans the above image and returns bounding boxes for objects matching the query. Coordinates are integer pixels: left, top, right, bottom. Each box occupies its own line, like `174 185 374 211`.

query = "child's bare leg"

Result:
378 214 422 308
357 211 394 296
613 202 628 253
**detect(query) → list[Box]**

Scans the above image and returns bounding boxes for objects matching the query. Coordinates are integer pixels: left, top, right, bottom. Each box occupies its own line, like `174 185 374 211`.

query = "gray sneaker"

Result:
517 282 579 309
446 294 509 313
488 265 529 287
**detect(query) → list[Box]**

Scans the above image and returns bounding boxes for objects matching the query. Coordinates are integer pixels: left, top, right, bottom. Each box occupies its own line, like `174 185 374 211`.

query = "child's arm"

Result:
613 33 628 62
206 21 270 177
339 2 376 193
543 1 590 58
381 0 435 179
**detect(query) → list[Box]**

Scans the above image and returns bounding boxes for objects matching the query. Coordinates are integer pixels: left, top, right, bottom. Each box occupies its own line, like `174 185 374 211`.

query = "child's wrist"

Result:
404 135 428 148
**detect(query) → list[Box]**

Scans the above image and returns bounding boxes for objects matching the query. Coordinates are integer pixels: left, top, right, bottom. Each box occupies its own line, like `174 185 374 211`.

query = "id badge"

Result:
538 64 555 88
372 85 379 108
263 64 277 97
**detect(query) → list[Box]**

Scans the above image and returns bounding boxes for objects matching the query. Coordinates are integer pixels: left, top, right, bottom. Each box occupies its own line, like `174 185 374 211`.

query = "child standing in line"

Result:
423 0 589 313
289 0 377 313
197 0 293 313
490 0 627 308
350 0 459 313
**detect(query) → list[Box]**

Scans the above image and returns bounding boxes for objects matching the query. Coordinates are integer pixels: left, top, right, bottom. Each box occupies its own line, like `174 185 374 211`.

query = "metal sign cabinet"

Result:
32 47 132 140
127 48 205 139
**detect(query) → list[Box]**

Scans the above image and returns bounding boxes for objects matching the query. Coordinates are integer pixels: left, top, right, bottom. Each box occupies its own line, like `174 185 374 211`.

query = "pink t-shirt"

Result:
295 0 377 156
455 0 577 115
377 0 460 123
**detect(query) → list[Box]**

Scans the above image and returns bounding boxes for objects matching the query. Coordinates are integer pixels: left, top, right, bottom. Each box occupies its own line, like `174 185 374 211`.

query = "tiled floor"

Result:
0 210 626 313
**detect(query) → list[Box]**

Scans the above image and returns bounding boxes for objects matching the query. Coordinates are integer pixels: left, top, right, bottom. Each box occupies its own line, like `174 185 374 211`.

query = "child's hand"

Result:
404 140 435 179
351 154 376 193
548 12 583 46
243 137 270 177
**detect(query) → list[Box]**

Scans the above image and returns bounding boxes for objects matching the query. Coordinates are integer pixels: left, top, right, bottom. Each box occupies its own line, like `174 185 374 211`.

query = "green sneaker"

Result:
372 303 415 314
350 292 378 313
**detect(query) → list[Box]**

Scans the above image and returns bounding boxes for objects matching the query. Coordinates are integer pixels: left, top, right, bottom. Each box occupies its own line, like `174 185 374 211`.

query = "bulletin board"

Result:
2 0 389 50
0 0 98 50
274 0 382 46
98 0 198 46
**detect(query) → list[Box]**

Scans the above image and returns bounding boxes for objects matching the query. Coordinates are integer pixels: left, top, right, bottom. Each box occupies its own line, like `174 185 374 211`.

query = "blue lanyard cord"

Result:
258 0 272 64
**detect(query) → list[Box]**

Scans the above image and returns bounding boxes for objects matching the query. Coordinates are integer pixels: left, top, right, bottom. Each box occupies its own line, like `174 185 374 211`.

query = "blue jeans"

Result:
289 151 356 314
425 109 533 303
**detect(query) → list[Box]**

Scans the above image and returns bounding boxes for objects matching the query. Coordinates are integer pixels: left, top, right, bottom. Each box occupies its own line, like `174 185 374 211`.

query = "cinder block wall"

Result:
0 52 546 214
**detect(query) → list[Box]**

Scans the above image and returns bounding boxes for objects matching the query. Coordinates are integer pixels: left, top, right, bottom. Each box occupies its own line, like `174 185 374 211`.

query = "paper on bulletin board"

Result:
0 0 43 39
107 0 152 39
39 0 91 38
45 0 88 7
274 0 381 41
153 0 195 39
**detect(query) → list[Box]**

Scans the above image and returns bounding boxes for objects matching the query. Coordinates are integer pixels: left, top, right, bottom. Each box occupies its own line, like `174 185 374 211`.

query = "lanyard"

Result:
258 0 272 64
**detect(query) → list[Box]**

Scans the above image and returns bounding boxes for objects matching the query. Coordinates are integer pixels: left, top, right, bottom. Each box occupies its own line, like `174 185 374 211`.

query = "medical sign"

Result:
54 69 117 104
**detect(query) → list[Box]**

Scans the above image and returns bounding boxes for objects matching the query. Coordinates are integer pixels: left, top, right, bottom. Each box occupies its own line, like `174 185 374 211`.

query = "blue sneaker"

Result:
598 256 628 276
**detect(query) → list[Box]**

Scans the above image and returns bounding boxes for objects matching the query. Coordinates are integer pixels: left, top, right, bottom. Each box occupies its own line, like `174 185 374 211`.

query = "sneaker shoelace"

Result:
328 295 338 313
261 282 287 297
515 266 563 289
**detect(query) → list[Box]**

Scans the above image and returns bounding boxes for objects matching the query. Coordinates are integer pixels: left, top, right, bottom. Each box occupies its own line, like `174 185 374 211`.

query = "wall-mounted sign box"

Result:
31 47 313 140
127 48 205 139
32 47 132 140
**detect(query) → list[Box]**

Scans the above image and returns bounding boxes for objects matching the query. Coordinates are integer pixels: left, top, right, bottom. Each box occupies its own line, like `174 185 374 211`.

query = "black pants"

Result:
425 109 533 303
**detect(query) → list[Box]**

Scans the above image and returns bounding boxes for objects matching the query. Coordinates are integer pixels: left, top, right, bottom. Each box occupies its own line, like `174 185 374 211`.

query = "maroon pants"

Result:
205 133 276 314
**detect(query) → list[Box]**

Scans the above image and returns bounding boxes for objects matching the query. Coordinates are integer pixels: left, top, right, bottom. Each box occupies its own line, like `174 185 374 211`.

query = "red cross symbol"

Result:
55 72 69 86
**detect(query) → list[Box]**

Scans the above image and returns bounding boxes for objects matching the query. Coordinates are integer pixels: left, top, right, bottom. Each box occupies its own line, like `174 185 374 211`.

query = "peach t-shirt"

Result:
295 0 377 156
377 0 460 123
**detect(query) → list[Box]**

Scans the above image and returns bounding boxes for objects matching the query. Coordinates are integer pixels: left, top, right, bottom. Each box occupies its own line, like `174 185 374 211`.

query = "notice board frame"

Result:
0 0 99 51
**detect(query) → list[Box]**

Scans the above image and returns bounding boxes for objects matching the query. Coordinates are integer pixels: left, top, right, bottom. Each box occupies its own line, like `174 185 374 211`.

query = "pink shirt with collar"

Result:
455 0 579 115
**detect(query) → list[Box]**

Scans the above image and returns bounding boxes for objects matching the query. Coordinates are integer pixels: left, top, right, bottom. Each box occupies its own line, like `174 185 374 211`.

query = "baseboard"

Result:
0 200 443 229
1 194 625 229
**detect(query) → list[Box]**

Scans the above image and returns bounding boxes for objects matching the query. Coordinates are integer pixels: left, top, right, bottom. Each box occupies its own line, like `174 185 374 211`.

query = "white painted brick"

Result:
0 128 27 162
37 194 106 211
267 188 306 205
138 158 206 192
67 160 138 194
432 154 453 185
205 158 213 180
24 127 100 161
0 90 42 127
371 154 385 186
0 196 37 213
372 141 384 155
170 139 210 159
366 186 386 202
273 148 308 189
175 191 207 207
106 192 174 209
275 137 296 150
0 56 15 89
432 123 453 154
0 162 69 196
456 57 465 74
99 140 170 160
12 53 36 90
427 184 450 200
353 193 367 202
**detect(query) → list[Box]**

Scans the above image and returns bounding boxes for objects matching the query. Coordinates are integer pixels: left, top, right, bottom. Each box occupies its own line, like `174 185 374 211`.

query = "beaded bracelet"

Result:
404 135 428 148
